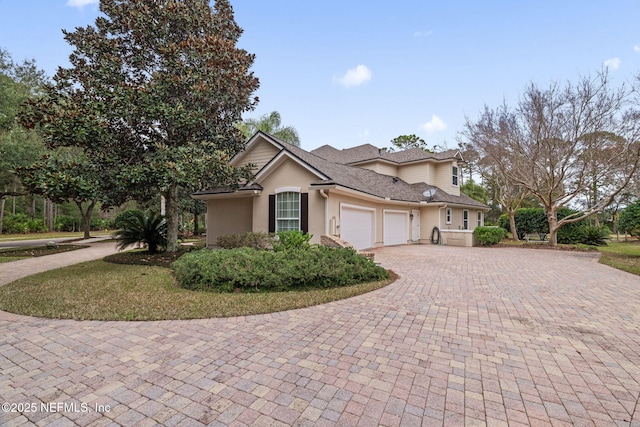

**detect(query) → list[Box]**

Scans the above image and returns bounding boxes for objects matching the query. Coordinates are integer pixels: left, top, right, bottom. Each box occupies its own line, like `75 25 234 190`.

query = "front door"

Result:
411 209 420 241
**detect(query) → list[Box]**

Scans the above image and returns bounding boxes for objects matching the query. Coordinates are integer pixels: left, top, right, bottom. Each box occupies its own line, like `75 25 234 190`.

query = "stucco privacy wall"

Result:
205 197 253 247
253 157 325 244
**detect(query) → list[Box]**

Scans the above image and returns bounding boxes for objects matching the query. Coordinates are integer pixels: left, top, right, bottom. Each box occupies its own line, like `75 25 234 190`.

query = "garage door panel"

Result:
384 211 408 246
341 206 374 250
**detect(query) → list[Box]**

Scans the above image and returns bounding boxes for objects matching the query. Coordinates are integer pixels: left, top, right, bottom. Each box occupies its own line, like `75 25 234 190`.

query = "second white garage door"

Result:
384 210 409 246
340 205 375 250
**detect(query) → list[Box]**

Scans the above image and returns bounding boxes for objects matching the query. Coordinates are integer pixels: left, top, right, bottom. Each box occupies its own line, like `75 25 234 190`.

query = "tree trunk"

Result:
76 200 96 239
0 196 5 235
47 199 54 232
165 185 179 252
193 212 199 236
547 209 559 246
508 210 519 242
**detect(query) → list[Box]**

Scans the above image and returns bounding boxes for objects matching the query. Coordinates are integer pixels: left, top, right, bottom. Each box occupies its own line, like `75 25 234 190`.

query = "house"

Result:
193 131 489 250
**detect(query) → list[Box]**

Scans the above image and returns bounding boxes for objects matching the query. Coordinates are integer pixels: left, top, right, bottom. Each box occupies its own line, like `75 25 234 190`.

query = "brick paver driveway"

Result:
2 245 640 426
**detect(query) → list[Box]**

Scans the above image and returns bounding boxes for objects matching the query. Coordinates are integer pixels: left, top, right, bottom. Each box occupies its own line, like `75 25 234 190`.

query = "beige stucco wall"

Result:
439 207 484 232
252 158 325 244
206 197 253 247
419 205 441 242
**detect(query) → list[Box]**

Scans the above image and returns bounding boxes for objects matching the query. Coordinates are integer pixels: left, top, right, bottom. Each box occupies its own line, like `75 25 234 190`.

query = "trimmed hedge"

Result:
216 231 272 250
172 246 389 292
473 226 506 245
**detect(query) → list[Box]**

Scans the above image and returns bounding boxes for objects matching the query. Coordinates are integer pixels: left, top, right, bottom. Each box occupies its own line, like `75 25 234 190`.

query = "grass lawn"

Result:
0 260 395 320
597 239 640 275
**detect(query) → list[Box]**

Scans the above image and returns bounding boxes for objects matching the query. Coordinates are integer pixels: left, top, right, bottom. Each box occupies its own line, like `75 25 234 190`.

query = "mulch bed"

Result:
104 250 189 268
494 242 599 252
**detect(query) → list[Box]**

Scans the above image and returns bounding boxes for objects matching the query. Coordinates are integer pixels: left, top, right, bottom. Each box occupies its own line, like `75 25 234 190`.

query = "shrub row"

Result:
216 231 272 250
172 246 389 292
499 207 609 245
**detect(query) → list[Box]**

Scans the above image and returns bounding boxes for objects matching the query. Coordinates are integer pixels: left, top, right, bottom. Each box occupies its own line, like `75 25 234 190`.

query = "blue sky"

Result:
1 0 640 151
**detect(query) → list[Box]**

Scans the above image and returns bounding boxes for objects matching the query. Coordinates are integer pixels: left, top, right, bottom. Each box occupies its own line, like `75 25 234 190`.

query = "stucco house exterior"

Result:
194 131 489 250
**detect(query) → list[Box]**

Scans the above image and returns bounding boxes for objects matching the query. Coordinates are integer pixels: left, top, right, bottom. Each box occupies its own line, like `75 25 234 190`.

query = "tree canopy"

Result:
463 72 640 245
238 111 300 146
386 134 431 152
21 0 260 251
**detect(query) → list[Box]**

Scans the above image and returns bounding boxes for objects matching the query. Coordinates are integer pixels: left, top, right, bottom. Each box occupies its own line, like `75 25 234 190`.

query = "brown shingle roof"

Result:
274 135 486 208
310 143 461 165
200 132 487 209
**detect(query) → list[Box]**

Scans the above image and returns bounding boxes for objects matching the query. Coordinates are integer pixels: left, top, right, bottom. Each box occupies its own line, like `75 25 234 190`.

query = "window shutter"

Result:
301 193 309 234
268 195 275 233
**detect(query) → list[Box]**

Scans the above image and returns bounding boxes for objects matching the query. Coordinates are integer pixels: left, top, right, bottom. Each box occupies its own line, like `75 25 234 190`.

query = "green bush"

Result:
113 209 146 229
172 246 389 292
619 200 640 235
473 226 506 245
579 225 609 246
499 208 547 239
216 231 272 249
273 230 312 251
112 211 167 254
2 213 45 233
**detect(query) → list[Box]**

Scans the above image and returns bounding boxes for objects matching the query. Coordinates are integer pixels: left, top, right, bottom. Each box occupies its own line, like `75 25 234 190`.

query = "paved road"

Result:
0 238 78 249
0 237 119 286
1 245 640 426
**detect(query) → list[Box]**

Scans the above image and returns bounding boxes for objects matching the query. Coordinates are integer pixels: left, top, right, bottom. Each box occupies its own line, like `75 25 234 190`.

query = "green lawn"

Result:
0 260 395 320
597 239 640 276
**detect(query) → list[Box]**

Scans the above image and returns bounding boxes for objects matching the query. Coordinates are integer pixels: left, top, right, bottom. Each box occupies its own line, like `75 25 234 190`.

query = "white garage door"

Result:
384 211 408 246
341 205 375 250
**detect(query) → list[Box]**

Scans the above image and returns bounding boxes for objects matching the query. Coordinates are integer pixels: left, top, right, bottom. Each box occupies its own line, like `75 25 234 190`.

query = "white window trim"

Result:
452 165 459 187
463 209 469 230
445 207 452 224
276 190 301 232
275 186 301 194
477 211 483 227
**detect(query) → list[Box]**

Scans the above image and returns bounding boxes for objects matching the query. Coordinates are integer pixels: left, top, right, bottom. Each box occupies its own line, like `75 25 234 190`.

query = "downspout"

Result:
320 189 329 235
438 204 448 231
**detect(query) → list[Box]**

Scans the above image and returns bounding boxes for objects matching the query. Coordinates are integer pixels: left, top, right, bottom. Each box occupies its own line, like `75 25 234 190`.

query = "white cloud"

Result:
634 45 640 53
66 0 98 8
603 57 621 70
413 30 433 38
421 115 447 134
333 64 372 88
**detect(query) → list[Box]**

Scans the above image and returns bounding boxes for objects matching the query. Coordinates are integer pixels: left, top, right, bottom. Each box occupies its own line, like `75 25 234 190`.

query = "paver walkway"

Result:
1 245 640 426
0 237 119 286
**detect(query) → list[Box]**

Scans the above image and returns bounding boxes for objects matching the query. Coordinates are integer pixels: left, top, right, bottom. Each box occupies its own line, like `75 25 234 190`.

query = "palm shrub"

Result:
577 225 609 246
112 211 167 254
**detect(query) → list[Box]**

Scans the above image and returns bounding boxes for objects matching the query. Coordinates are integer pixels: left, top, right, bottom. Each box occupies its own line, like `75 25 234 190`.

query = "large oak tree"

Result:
22 0 259 251
464 73 640 245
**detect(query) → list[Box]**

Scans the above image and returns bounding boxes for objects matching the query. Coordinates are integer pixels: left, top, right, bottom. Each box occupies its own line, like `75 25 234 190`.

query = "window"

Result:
463 210 469 230
452 165 459 186
445 208 452 224
276 192 300 231
477 211 483 227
